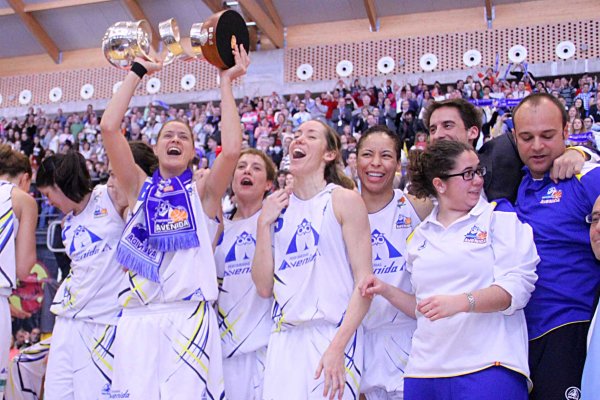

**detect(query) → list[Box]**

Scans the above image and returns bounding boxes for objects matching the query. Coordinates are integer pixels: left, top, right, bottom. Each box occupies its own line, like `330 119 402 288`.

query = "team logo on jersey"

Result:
69 225 102 253
464 225 487 244
225 231 256 262
279 218 320 271
371 230 402 260
223 231 256 276
285 219 319 254
397 196 407 209
540 186 562 204
154 200 190 231
107 390 131 399
565 387 581 400
395 214 412 229
94 206 108 218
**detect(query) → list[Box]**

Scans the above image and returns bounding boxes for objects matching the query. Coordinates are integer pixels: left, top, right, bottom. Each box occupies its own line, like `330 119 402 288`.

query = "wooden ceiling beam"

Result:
238 0 283 48
23 0 112 13
363 0 379 32
485 0 494 28
5 0 61 63
262 0 283 31
121 0 160 50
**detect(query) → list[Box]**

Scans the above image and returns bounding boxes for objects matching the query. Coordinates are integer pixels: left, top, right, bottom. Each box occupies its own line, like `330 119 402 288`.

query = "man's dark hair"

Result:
423 98 483 133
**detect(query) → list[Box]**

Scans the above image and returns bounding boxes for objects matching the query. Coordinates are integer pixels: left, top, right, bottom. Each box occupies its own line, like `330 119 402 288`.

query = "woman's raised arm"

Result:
100 58 162 207
200 44 250 219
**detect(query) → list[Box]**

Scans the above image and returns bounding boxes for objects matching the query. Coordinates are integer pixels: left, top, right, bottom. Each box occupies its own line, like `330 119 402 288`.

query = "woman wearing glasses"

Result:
362 140 539 399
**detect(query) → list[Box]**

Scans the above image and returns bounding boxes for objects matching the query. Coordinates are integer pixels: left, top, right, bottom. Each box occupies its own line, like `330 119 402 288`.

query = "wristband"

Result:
566 146 586 160
130 62 147 79
466 292 476 312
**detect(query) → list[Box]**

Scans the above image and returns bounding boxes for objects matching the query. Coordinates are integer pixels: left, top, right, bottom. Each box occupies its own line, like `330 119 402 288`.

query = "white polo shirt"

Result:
405 197 539 381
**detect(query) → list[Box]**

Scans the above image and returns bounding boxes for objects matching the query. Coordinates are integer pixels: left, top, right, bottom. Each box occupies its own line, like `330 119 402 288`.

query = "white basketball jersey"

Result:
118 180 219 308
271 184 354 331
51 185 125 325
215 211 272 358
363 190 420 331
0 181 17 296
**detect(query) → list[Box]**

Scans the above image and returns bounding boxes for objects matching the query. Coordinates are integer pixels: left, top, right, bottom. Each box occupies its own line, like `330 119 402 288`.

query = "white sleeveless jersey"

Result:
0 181 17 296
215 211 272 358
363 190 420 331
118 180 219 308
51 185 125 325
271 184 354 330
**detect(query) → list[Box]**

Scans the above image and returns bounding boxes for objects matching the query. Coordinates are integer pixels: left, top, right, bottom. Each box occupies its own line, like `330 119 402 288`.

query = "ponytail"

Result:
36 151 91 203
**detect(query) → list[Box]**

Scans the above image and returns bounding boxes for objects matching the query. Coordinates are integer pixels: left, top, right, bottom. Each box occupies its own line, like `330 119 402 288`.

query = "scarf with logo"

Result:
116 169 199 282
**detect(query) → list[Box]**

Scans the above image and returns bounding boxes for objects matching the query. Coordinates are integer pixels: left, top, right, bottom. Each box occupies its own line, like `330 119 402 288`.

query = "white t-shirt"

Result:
271 184 354 330
363 189 419 332
118 180 220 308
215 211 272 357
405 198 539 381
52 185 125 325
0 181 17 297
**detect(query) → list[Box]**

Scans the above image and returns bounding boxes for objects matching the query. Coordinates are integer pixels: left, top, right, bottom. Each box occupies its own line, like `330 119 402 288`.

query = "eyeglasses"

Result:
441 166 487 181
585 212 600 224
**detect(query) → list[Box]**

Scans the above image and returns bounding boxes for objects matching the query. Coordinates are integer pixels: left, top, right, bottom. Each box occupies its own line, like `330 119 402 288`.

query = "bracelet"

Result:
566 146 587 160
466 292 476 313
130 62 148 79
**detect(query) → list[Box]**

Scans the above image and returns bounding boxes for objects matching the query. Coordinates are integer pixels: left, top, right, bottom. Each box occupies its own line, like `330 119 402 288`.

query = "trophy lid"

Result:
203 9 250 69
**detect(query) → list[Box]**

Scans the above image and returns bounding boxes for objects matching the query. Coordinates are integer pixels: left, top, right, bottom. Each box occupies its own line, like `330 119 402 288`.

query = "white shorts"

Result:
361 325 413 399
44 317 116 400
223 347 266 400
6 338 51 400
111 301 224 400
1 297 9 377
262 321 363 400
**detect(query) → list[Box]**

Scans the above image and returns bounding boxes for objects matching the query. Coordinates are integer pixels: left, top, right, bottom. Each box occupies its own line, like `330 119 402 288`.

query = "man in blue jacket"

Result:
513 93 600 400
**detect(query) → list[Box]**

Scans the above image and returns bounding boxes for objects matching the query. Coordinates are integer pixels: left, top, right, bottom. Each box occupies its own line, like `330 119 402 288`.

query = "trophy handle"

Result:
158 18 196 66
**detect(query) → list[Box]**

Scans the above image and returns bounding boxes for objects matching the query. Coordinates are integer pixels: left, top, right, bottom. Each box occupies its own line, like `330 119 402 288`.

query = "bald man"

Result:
512 93 600 400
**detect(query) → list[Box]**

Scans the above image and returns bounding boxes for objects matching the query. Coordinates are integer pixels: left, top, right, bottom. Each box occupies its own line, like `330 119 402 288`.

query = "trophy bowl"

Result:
102 20 155 70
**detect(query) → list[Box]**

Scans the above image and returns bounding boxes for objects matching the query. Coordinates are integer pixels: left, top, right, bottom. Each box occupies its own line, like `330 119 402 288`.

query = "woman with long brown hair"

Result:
252 120 373 399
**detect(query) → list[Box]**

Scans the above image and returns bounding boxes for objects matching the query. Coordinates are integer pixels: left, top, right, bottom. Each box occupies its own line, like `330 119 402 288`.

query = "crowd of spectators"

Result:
2 69 600 189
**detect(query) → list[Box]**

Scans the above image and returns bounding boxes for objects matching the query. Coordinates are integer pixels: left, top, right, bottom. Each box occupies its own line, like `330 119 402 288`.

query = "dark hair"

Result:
312 120 355 190
129 141 158 176
513 92 568 131
0 144 31 177
36 151 91 203
357 125 402 161
423 98 483 133
238 148 277 183
408 140 474 199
